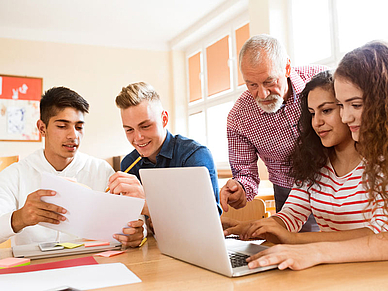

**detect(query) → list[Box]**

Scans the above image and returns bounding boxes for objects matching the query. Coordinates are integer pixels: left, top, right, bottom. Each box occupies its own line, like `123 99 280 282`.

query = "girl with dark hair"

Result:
223 70 387 243
245 41 388 271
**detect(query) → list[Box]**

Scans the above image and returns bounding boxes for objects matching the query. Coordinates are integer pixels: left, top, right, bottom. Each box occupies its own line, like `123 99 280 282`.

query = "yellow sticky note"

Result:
57 242 83 249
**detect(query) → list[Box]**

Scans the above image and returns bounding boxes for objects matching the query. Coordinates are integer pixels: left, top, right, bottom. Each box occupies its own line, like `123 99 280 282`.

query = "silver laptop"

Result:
139 167 277 277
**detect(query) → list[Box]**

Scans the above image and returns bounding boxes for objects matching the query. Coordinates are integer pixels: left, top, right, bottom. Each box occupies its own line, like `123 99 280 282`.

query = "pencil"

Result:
139 237 147 248
105 156 142 193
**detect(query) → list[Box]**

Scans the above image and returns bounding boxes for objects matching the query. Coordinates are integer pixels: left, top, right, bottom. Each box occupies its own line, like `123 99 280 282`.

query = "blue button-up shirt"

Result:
121 130 221 213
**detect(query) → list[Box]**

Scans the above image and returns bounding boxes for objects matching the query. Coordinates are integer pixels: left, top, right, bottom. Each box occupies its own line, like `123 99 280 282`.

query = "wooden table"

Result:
1 236 387 290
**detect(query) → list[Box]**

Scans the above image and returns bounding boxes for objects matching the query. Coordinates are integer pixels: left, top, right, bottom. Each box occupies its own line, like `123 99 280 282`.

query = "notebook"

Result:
12 240 121 259
139 167 278 277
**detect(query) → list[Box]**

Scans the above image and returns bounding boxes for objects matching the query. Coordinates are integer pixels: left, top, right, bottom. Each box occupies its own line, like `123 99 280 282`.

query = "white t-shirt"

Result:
0 149 115 245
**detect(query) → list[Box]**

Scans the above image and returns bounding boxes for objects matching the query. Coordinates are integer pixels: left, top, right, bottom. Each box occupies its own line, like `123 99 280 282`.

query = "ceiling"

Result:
0 0 247 51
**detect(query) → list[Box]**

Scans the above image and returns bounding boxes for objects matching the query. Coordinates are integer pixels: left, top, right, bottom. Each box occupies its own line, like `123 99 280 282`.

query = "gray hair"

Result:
239 34 289 73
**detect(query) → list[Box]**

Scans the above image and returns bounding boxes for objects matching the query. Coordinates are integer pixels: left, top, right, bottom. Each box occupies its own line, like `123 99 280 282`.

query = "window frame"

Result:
288 0 387 68
288 0 341 68
185 12 249 169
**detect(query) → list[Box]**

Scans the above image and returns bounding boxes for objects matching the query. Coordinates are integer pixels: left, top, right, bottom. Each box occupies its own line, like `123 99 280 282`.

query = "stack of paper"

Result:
0 258 30 269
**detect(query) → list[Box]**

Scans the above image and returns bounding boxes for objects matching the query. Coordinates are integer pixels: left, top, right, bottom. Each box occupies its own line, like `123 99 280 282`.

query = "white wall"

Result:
248 0 290 51
0 1 291 168
170 49 188 136
0 38 172 165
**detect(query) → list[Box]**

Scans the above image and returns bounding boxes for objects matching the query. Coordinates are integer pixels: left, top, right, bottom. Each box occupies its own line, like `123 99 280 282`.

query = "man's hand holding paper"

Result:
11 190 67 233
39 173 145 243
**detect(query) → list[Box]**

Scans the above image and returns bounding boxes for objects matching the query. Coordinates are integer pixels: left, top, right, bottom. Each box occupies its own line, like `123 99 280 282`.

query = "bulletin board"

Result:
0 74 42 142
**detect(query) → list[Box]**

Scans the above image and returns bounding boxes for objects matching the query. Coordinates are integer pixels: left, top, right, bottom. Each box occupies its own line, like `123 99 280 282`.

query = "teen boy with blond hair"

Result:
108 82 221 223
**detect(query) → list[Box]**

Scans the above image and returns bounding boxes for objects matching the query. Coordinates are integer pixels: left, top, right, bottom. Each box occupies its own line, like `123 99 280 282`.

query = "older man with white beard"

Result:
220 34 326 232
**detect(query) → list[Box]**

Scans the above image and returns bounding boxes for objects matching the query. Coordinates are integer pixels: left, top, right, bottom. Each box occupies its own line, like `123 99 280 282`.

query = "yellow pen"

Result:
105 156 142 193
139 237 147 248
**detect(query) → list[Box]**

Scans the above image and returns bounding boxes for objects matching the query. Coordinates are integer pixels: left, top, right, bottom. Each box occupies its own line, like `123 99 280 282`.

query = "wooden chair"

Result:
0 156 18 248
0 155 19 172
221 197 266 221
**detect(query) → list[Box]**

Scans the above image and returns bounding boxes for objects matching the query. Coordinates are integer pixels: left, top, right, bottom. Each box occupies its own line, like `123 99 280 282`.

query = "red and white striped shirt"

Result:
227 65 327 201
274 161 388 233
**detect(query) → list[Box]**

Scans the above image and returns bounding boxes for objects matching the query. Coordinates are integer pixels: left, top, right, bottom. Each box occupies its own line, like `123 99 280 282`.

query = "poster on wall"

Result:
0 74 42 142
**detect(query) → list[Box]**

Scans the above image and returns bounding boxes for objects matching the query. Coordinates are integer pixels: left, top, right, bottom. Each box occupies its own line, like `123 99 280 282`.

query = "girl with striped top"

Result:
246 41 388 271
275 68 387 234
223 70 387 243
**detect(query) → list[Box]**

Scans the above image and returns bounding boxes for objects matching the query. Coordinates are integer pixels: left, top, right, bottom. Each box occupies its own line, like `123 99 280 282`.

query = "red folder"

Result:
0 256 98 275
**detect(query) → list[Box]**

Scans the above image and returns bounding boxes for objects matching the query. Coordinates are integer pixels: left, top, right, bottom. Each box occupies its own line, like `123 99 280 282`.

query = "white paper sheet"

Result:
0 263 141 291
39 173 145 242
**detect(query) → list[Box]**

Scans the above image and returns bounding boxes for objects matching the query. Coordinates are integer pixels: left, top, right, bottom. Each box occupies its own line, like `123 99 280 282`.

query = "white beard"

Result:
256 94 284 113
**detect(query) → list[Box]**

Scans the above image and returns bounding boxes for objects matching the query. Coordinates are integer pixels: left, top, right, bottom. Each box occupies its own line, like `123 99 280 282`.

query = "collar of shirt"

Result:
141 130 173 165
288 67 308 102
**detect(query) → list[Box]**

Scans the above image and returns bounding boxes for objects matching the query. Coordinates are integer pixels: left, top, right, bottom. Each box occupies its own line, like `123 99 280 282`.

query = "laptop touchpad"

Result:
225 239 267 256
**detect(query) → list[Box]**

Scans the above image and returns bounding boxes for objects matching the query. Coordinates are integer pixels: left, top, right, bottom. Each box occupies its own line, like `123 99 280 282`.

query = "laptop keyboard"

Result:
228 252 250 268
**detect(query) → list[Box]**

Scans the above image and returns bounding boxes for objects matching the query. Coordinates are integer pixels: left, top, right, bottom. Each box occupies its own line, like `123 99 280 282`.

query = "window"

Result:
336 0 388 53
235 23 250 86
290 0 388 67
206 36 231 96
186 17 249 169
290 0 332 65
188 52 202 102
207 101 234 164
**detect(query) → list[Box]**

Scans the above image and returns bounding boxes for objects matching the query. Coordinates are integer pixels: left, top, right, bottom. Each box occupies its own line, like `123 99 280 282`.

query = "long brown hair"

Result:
290 70 334 188
334 41 388 208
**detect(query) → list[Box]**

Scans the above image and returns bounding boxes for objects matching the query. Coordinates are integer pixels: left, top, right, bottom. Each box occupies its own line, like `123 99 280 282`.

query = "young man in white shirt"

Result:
0 86 144 247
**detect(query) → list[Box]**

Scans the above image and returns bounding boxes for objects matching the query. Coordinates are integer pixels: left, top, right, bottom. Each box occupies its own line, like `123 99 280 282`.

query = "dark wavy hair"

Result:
334 41 388 208
289 70 334 188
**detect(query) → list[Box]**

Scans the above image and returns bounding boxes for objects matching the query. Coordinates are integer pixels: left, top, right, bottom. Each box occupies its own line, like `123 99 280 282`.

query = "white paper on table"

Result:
39 172 145 242
0 263 141 291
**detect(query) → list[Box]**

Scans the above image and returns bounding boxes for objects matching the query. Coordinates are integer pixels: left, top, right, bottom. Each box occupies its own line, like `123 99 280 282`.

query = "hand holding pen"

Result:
107 156 147 250
113 219 145 250
105 156 144 198
107 156 149 216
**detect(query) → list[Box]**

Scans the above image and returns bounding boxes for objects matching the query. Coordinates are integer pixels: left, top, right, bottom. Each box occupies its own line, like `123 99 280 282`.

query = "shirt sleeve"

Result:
104 161 115 180
183 146 221 214
227 115 260 202
273 185 312 232
0 165 20 243
366 198 388 233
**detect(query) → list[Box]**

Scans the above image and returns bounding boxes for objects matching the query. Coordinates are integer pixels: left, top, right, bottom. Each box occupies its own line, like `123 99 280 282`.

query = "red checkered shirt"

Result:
227 65 327 201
